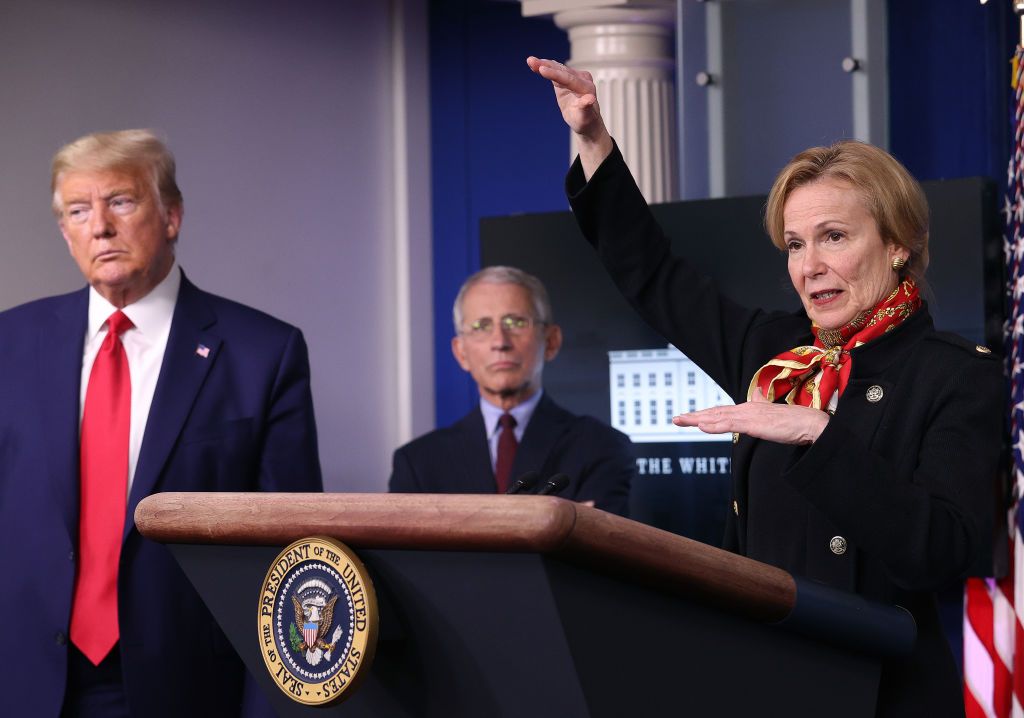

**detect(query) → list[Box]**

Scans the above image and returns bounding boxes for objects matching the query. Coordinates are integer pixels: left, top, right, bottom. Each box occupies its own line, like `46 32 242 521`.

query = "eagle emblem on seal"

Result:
289 579 344 666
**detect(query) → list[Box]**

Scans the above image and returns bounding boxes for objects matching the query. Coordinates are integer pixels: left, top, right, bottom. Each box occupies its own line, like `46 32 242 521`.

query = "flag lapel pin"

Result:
195 344 211 359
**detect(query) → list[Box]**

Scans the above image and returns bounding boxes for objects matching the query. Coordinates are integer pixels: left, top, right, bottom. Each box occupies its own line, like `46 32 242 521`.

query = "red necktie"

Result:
495 413 518 493
71 310 133 666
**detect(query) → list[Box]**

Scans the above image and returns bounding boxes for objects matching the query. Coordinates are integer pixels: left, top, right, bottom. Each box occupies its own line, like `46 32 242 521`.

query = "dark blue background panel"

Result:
430 0 569 427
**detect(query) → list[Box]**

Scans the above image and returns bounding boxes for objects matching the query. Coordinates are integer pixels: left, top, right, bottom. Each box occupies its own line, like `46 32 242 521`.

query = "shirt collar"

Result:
87 261 181 341
480 389 544 440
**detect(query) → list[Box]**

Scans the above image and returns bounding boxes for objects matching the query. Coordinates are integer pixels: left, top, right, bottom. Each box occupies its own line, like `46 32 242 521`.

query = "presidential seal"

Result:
258 537 378 706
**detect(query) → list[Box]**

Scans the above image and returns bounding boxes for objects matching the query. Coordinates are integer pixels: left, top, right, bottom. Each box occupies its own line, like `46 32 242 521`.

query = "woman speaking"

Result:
527 56 1003 717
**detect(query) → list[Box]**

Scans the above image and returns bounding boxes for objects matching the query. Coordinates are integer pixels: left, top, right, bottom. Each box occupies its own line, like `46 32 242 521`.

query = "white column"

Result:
523 1 678 204
390 0 435 446
850 0 888 147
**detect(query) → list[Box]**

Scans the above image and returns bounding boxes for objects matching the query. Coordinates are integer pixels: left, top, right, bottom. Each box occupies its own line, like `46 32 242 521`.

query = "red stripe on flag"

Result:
967 578 996 654
999 561 1017 718
965 576 1000 717
1013 607 1024 715
965 683 988 718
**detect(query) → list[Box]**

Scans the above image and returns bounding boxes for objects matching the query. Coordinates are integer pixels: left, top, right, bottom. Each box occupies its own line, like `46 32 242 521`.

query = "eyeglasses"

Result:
462 314 545 340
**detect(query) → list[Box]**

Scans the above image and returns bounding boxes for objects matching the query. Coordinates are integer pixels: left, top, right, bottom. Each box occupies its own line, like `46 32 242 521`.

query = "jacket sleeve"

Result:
566 144 781 402
258 327 323 492
388 446 422 493
575 422 635 516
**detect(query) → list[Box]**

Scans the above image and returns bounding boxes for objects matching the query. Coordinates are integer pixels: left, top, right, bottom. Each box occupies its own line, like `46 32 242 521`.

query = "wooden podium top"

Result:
136 492 795 623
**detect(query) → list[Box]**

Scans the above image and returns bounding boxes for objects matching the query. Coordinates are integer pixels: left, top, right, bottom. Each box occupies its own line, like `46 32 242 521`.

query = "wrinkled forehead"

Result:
782 177 872 225
53 163 155 209
462 281 535 318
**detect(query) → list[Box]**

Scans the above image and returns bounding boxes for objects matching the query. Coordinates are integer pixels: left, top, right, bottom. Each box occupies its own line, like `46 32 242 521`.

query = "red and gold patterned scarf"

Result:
748 280 921 411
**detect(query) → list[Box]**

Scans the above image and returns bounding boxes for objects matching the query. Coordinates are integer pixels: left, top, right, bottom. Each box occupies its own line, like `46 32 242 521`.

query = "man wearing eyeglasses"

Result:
389 265 633 515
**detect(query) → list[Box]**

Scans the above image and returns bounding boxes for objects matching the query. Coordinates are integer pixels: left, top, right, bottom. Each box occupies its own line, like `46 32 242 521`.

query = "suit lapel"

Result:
125 275 220 539
38 289 89 539
512 394 570 480
452 408 496 492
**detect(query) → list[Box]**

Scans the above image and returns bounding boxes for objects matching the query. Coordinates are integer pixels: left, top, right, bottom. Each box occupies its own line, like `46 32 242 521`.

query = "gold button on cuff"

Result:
732 432 739 444
829 536 848 555
865 385 884 403
732 500 739 516
976 345 992 354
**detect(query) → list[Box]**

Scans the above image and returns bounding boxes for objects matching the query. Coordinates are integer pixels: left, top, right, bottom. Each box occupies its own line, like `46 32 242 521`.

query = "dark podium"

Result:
135 493 914 717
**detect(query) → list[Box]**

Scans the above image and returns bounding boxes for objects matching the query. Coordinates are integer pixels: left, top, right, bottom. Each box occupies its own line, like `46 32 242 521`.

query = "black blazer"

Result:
567 145 1004 718
389 393 634 515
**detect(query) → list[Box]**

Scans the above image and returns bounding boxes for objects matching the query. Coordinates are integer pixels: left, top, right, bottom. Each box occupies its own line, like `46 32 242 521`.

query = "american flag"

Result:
304 622 318 649
962 45 1024 718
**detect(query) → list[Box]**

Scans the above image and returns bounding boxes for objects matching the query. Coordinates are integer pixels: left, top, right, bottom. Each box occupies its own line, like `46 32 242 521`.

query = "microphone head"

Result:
505 470 541 494
537 473 570 496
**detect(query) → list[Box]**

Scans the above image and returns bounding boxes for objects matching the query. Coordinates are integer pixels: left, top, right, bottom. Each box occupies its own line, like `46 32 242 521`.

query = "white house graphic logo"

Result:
608 345 733 443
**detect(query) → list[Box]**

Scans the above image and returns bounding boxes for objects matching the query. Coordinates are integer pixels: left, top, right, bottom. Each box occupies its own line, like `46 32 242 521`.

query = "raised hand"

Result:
672 389 830 446
527 55 614 177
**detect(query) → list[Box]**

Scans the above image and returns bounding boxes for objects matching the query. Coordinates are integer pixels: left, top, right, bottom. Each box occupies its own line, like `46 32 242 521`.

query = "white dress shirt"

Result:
480 389 543 473
79 263 181 490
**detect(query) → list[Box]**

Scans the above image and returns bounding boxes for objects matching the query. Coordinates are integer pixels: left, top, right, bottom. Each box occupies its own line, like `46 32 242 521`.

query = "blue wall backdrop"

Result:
430 0 569 427
430 0 1015 428
888 0 1012 182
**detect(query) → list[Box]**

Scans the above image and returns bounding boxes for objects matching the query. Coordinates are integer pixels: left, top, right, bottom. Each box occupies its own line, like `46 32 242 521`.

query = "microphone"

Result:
505 470 541 495
536 473 570 497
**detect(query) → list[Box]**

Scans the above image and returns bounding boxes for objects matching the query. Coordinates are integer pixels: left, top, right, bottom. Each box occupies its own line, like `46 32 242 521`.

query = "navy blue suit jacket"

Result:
389 393 633 515
0 273 322 717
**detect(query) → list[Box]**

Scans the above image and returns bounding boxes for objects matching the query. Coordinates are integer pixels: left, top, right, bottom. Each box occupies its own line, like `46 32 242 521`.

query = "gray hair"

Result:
51 129 183 216
452 265 553 333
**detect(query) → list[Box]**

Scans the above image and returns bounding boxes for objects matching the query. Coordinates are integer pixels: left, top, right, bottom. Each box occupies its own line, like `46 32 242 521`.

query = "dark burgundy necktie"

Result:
71 310 133 666
495 413 518 493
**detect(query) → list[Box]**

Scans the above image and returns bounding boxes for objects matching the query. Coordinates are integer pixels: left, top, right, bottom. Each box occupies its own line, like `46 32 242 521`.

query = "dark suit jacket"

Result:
389 393 633 515
0 272 322 717
567 144 1004 717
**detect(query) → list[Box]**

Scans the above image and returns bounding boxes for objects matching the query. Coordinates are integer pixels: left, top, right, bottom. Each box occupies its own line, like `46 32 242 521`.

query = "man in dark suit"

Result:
0 129 322 716
389 266 633 514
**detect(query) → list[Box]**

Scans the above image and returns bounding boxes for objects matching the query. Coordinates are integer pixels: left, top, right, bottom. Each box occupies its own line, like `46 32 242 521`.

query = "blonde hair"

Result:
765 140 929 287
51 129 182 216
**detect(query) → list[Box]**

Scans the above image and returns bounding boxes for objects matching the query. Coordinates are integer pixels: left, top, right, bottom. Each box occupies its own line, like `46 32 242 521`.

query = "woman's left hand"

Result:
672 389 829 445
